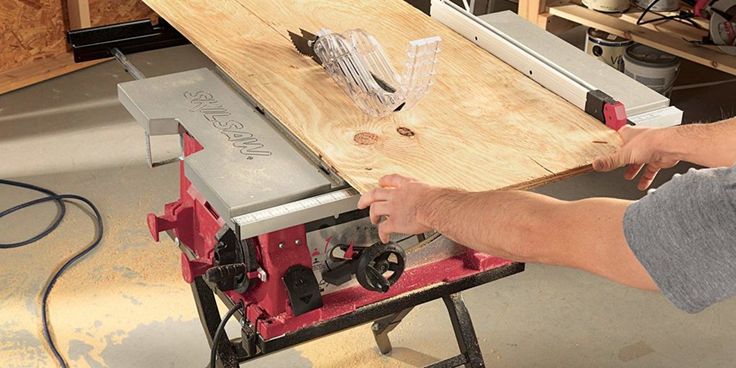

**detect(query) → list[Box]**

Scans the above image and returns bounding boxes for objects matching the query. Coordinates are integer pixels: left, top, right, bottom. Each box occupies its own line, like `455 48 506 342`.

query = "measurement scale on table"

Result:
233 188 360 238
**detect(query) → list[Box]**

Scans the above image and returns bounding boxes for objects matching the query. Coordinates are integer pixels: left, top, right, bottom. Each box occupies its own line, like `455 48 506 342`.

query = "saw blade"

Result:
710 0 736 55
288 28 322 64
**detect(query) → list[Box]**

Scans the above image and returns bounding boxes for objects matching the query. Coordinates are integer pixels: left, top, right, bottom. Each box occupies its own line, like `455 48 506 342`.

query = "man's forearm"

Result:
663 118 736 168
415 189 655 289
417 189 568 264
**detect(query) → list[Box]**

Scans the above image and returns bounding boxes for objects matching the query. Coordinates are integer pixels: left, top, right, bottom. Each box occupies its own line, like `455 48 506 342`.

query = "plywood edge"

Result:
503 164 593 191
0 54 107 95
550 4 736 76
352 165 596 194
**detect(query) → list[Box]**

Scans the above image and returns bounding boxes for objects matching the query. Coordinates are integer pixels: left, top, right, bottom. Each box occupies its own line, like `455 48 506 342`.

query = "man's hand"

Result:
593 125 679 190
357 174 440 243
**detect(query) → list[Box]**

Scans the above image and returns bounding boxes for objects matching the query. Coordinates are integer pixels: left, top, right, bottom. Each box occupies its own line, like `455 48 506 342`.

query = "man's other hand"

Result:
357 174 438 243
593 125 679 190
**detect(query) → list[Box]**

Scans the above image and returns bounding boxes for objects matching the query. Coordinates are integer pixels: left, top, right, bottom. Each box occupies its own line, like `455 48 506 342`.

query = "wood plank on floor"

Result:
0 53 107 95
143 0 620 193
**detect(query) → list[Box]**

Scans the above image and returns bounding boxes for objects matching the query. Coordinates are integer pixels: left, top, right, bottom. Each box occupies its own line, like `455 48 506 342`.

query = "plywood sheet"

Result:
0 53 105 95
143 0 620 193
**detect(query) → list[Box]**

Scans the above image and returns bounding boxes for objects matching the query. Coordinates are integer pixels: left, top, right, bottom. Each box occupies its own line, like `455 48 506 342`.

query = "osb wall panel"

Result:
0 0 68 71
89 0 155 26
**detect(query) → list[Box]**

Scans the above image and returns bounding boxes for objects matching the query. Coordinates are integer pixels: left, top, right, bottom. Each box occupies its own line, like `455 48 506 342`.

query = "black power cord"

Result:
0 180 66 249
0 179 104 368
635 0 703 28
209 301 244 368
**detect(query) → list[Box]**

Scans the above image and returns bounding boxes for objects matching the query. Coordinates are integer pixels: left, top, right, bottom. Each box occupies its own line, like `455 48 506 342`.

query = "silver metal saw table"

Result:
119 68 336 224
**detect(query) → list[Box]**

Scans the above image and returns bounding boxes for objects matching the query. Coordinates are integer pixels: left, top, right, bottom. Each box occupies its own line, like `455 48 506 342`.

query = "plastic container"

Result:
584 28 633 71
623 44 680 96
582 0 630 12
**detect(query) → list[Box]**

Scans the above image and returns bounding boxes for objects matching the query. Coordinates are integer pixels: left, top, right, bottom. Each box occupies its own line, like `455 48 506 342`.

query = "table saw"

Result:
117 63 522 367
67 1 682 367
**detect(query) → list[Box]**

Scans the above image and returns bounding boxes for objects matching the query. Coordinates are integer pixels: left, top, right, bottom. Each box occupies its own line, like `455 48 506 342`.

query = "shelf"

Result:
0 53 107 95
548 4 736 76
618 9 709 40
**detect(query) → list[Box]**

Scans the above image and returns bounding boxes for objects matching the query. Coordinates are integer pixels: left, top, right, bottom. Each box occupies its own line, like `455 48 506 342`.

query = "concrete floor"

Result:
1 45 735 368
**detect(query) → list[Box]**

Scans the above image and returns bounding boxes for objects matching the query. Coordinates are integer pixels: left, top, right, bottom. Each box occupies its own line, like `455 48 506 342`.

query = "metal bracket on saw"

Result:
68 19 189 167
67 18 189 62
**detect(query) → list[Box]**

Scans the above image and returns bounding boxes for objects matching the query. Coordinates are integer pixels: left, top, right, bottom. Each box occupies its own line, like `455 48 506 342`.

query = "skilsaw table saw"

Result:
66 1 682 367
117 66 520 368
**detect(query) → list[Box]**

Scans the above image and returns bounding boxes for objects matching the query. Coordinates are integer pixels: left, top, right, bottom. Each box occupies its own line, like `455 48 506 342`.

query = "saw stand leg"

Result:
371 292 486 368
192 276 240 368
372 307 414 354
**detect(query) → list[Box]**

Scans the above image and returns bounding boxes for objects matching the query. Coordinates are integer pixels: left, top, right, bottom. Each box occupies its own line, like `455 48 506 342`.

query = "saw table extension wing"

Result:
142 0 620 193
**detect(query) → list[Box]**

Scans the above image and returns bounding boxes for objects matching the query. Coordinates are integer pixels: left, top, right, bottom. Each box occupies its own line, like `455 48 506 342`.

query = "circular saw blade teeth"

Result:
288 29 322 64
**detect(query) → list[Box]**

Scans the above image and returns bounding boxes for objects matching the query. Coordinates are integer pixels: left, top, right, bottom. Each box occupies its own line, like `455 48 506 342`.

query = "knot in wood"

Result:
396 127 415 137
354 132 379 145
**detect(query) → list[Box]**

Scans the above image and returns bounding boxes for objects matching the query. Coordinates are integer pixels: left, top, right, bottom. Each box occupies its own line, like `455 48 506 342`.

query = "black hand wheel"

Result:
356 242 406 293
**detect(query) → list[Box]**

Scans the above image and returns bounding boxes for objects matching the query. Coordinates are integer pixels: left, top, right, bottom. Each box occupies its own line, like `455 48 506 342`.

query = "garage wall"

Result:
0 0 156 95
0 0 68 71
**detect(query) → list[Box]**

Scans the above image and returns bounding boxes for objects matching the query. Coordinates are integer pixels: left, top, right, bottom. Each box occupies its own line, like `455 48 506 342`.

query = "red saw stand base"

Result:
148 130 525 367
197 261 524 368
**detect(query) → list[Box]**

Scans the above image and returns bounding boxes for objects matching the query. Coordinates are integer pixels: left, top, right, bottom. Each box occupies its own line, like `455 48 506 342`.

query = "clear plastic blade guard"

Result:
313 29 441 117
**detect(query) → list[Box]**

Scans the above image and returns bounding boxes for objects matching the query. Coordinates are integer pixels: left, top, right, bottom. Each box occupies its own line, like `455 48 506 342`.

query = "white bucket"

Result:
584 28 633 71
624 44 680 96
582 0 630 12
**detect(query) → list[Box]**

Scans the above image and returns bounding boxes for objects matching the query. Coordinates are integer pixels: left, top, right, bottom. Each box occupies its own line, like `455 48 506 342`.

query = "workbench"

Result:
0 0 155 95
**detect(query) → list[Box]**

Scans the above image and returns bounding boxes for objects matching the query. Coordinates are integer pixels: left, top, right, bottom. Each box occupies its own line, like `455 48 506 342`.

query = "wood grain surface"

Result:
0 53 106 95
0 0 67 71
143 0 620 193
67 0 92 30
89 0 155 26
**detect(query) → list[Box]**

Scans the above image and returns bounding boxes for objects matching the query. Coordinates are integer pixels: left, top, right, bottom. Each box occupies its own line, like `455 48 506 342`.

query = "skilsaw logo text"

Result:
184 90 272 159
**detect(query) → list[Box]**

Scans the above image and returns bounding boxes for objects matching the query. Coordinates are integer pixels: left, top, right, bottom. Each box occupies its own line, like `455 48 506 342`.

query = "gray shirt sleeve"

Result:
623 166 736 313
